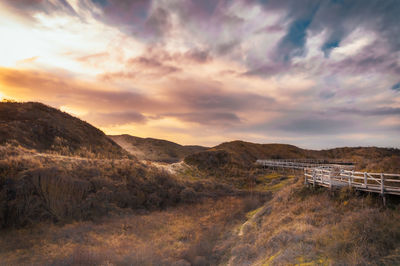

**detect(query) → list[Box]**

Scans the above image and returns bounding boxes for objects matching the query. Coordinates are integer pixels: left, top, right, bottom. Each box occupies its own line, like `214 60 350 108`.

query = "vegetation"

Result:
185 140 400 173
110 134 207 163
0 196 264 265
227 176 400 265
0 145 238 228
1 101 399 265
0 102 129 158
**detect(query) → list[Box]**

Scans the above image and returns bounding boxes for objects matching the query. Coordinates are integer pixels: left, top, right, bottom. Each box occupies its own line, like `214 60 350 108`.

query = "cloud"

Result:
0 67 268 126
99 53 181 81
276 17 314 61
183 49 212 63
166 112 241 126
0 67 161 113
1 0 77 18
165 79 275 111
276 117 353 135
392 82 400 92
335 107 400 116
97 46 214 82
253 0 400 63
326 41 400 76
84 111 147 126
241 63 285 77
141 7 172 41
1 0 400 147
127 56 180 74
321 40 340 58
77 52 109 62
215 40 241 56
98 0 152 26
90 0 175 42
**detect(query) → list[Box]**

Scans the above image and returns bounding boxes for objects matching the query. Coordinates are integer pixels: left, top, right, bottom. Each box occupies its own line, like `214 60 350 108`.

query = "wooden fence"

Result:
256 159 400 200
256 159 355 170
304 168 400 196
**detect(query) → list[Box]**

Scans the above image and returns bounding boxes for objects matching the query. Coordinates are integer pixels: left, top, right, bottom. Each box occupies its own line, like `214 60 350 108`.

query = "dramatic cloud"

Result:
0 0 399 148
84 111 147 126
0 67 161 113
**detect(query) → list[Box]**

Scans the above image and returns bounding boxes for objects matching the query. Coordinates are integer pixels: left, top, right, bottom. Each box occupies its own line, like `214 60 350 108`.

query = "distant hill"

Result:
0 102 129 158
109 134 207 163
214 141 316 162
185 140 400 173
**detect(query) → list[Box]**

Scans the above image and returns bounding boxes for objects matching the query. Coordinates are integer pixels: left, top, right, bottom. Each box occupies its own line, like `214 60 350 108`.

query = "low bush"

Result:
0 146 237 228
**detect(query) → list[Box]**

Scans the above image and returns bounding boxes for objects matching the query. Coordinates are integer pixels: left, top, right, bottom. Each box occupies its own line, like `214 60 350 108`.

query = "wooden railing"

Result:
255 159 400 198
256 159 354 170
304 168 400 196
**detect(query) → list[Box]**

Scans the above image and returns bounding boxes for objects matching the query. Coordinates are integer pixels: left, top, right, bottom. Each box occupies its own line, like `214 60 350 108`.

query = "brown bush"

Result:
0 146 238 228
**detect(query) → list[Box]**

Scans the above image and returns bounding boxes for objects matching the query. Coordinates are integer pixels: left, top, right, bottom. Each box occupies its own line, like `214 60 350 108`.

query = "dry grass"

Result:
109 135 207 163
0 102 129 159
227 177 400 265
185 140 400 174
2 143 399 265
0 196 264 265
0 145 237 228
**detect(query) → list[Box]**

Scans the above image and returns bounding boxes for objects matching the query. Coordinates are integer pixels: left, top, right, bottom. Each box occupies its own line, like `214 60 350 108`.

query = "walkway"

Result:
256 159 400 197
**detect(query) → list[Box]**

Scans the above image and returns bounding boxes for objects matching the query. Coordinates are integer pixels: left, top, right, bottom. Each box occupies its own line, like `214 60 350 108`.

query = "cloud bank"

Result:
0 0 399 148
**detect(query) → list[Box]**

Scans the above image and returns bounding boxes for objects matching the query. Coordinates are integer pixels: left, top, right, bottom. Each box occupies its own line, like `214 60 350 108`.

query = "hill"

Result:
0 145 236 229
0 103 399 265
109 134 207 163
214 140 316 162
0 102 236 229
185 140 400 173
0 102 128 158
184 140 318 172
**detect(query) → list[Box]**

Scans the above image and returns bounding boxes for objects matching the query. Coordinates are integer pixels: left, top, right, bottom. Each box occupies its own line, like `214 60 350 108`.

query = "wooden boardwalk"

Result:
256 159 400 198
256 159 355 170
304 168 400 196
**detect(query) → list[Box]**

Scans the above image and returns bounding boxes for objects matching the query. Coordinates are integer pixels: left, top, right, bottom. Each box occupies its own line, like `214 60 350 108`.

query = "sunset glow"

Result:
1 0 399 147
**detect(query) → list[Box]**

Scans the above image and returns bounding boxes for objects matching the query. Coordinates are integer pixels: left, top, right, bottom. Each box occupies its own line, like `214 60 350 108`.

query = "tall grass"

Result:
0 196 264 265
0 145 237 228
227 177 400 265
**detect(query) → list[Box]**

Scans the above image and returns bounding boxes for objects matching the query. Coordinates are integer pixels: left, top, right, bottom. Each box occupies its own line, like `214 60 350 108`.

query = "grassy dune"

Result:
0 145 238 229
109 135 207 163
1 145 400 265
0 102 129 159
228 176 400 265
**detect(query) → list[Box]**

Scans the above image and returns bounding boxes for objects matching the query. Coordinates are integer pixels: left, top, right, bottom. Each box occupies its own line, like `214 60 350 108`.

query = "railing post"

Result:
313 170 316 188
364 172 367 188
381 173 386 206
304 169 308 185
348 171 353 188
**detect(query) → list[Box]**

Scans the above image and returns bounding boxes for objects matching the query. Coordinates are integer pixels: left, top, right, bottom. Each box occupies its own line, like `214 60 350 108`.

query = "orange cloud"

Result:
0 67 162 113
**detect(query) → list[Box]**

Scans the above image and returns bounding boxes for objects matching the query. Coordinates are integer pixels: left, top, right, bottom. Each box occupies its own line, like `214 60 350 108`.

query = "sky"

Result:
0 0 399 148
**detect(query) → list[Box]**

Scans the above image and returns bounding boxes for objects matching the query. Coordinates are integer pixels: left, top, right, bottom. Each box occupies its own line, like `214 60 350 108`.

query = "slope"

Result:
184 140 400 173
0 102 128 158
109 134 207 163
